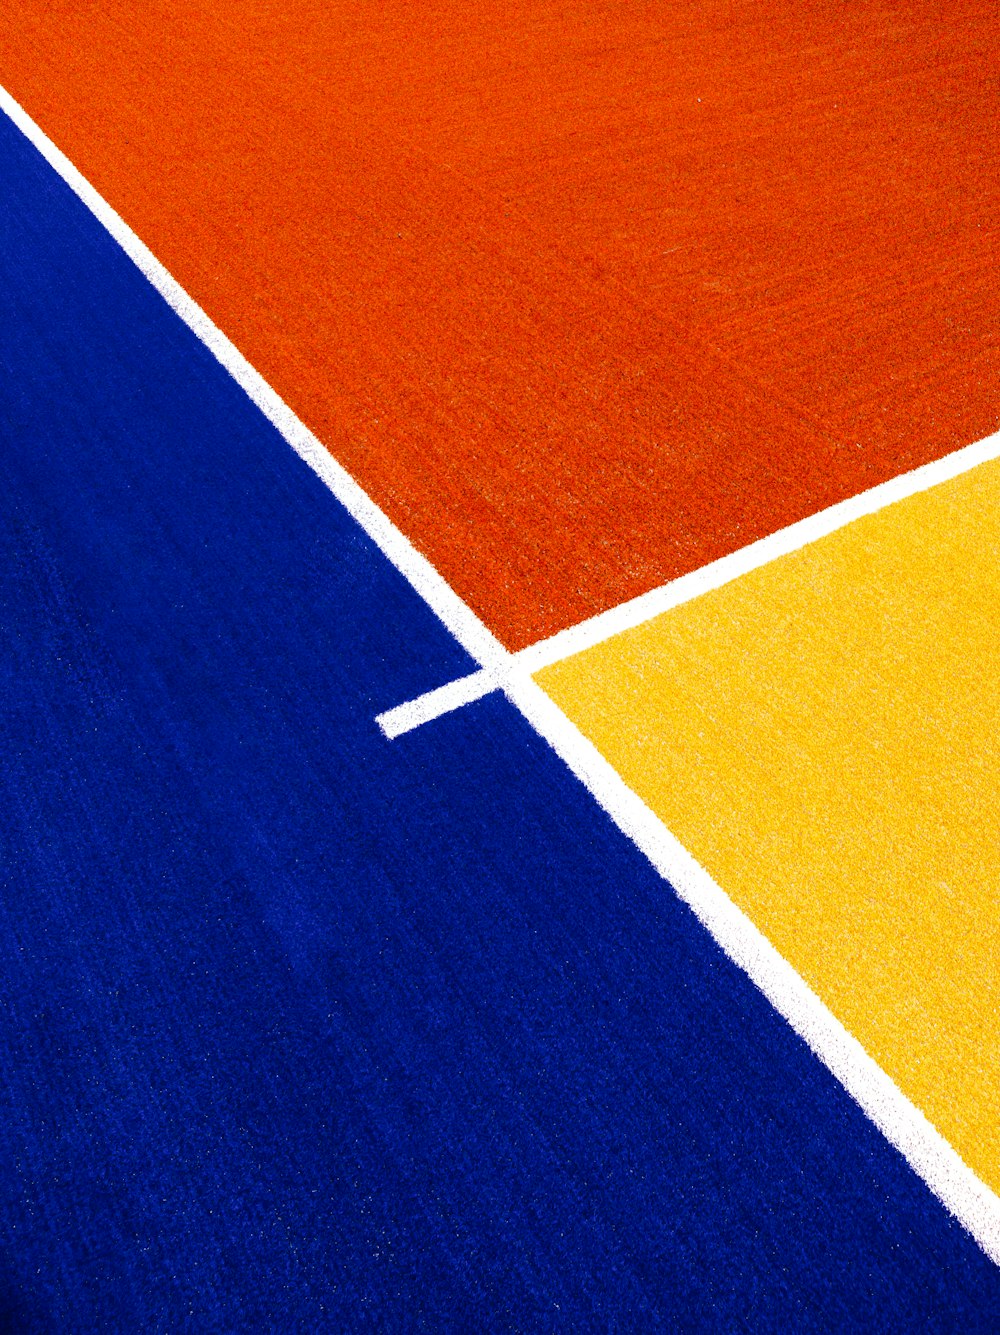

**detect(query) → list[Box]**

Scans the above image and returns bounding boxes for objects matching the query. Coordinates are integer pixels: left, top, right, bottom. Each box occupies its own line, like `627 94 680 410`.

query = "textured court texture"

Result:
2 0 998 646
538 458 1000 1197
1 1 999 1329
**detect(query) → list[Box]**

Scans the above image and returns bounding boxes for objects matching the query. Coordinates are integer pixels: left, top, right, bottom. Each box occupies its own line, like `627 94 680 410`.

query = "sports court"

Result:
0 1 998 1326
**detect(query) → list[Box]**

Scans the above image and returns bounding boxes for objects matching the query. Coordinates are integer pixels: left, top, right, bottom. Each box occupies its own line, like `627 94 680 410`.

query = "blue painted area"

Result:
0 110 998 1331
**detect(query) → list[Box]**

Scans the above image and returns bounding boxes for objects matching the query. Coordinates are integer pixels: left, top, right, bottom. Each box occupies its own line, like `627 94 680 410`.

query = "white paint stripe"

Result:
6 84 997 1263
383 424 1000 732
507 674 1000 1266
517 427 1000 672
377 670 499 738
0 85 513 687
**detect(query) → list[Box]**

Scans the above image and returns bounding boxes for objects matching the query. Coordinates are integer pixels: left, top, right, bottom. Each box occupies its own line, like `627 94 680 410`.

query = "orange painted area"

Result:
2 1 997 647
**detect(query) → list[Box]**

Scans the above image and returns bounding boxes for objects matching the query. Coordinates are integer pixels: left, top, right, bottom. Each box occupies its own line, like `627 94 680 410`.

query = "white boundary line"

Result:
520 427 1000 668
378 425 1000 735
0 86 514 690
509 678 1000 1265
5 85 998 1265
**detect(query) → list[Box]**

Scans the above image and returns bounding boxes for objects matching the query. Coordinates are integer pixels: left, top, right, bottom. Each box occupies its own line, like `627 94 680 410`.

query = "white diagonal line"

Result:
377 669 498 738
6 81 997 1265
381 424 1000 735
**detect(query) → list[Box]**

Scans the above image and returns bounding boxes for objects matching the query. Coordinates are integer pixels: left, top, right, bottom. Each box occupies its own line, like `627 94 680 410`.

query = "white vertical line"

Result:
4 84 997 1264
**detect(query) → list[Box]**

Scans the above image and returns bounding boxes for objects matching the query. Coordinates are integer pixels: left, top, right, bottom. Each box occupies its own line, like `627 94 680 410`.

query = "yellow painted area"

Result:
537 459 1000 1192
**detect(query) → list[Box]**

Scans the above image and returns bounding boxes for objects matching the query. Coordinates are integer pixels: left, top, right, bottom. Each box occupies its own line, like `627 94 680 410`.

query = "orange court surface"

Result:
4 0 997 645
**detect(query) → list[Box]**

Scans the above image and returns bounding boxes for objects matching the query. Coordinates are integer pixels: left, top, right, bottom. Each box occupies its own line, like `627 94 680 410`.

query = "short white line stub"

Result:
377 669 495 738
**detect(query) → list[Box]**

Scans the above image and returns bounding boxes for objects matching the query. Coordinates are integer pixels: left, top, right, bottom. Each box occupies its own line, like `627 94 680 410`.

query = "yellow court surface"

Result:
538 459 1000 1193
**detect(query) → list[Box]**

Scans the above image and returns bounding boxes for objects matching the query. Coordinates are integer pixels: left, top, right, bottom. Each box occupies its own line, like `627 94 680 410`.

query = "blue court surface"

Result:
1 109 999 1329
